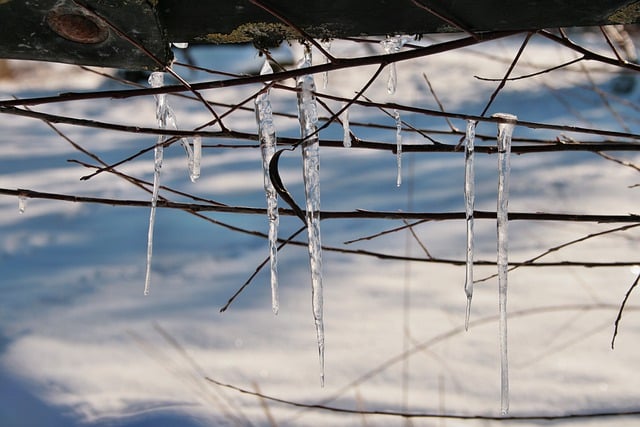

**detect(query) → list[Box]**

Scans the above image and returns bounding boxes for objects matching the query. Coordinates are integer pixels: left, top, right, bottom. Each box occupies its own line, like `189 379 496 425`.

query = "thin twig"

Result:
611 272 640 349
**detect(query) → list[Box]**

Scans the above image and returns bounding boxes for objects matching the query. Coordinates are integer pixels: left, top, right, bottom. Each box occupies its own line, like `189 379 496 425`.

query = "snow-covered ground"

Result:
1 31 640 426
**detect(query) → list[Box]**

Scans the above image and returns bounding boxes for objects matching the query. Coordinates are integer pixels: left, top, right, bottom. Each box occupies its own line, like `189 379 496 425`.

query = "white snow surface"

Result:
0 34 640 426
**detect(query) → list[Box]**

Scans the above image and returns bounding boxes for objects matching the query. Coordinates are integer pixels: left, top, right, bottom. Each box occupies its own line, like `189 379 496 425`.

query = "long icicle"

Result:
255 59 280 315
296 44 325 386
144 71 171 295
493 112 517 415
464 120 477 331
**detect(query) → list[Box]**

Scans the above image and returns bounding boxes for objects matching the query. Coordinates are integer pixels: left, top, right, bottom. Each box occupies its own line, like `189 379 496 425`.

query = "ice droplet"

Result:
297 45 325 386
255 59 280 314
172 42 189 49
492 112 517 415
18 195 26 214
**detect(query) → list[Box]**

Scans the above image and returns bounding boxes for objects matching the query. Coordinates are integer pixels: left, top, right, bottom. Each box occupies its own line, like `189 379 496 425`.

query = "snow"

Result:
1 32 640 426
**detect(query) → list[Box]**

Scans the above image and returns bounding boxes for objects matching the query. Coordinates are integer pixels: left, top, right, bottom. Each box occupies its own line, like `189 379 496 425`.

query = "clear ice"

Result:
144 71 171 296
380 36 409 94
297 45 325 386
255 59 280 314
18 195 26 214
342 105 351 148
493 112 517 415
464 120 477 331
394 109 402 187
322 40 331 89
188 136 201 182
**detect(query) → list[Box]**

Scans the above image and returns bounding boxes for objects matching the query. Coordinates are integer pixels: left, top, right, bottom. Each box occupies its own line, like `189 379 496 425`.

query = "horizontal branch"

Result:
3 187 639 223
0 32 518 108
206 374 640 420
3 105 640 153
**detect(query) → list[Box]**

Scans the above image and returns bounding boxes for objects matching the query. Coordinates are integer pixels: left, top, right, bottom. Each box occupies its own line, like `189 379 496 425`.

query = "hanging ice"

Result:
188 136 201 182
322 40 331 89
255 59 280 315
342 105 351 148
18 195 26 214
394 109 402 187
144 71 171 296
297 45 325 386
493 112 517 415
380 36 409 94
464 120 477 331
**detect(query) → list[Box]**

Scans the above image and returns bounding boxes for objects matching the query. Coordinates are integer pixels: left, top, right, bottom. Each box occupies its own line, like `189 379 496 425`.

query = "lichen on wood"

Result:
198 22 298 49
609 1 640 24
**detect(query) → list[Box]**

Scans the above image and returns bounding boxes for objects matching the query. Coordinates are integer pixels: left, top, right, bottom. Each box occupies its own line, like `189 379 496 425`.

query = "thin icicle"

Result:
493 112 517 415
148 72 200 183
188 135 201 182
394 109 402 187
255 59 280 315
144 71 170 296
18 195 26 214
464 120 477 331
322 40 331 89
342 105 351 148
297 45 325 386
380 36 409 94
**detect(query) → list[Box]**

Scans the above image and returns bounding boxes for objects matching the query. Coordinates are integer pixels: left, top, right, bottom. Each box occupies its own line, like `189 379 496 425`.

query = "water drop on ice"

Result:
255 58 280 314
492 112 517 415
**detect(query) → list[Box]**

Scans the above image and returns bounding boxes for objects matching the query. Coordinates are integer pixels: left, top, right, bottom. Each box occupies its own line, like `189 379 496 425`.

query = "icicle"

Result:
342 105 351 148
394 109 402 187
18 195 26 214
493 112 517 415
380 36 409 94
297 44 325 386
322 40 331 89
188 136 201 182
255 59 280 315
464 120 477 331
144 71 170 296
